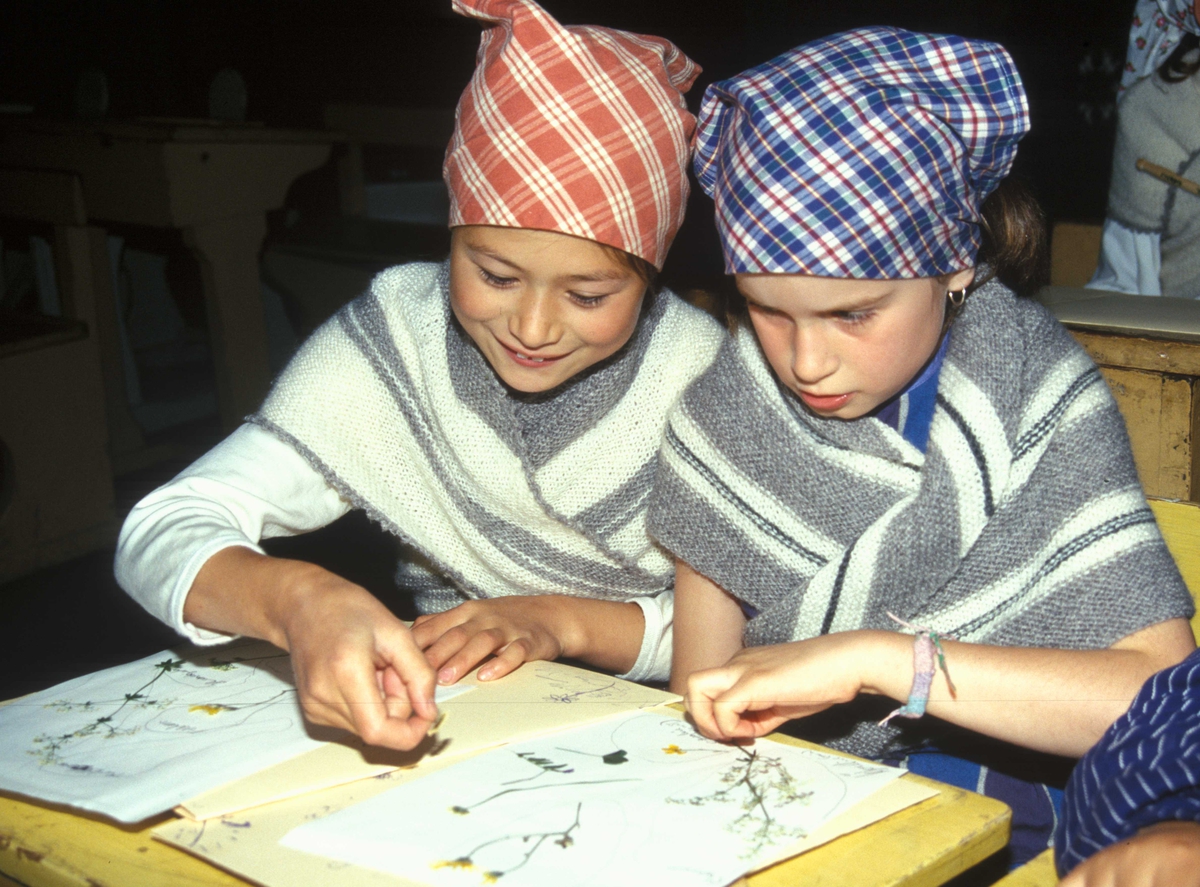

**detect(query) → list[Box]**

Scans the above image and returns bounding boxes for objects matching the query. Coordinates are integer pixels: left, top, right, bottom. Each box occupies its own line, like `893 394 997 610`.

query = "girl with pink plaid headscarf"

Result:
116 0 724 751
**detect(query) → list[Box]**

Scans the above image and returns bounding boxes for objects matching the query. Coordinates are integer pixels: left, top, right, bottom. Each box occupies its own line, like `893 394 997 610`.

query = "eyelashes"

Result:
747 302 876 327
568 293 606 308
477 266 608 307
835 310 875 326
479 267 517 288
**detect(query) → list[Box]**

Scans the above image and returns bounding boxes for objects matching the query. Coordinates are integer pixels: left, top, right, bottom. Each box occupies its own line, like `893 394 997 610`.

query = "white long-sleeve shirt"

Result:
115 424 673 682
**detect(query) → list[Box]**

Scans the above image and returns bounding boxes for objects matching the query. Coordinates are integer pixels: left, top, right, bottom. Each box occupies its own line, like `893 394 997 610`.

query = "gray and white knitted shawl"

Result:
252 262 724 614
649 280 1193 757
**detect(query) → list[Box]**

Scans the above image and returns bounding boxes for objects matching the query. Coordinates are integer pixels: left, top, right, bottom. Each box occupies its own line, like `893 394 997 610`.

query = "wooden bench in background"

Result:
1042 221 1200 502
1038 288 1200 502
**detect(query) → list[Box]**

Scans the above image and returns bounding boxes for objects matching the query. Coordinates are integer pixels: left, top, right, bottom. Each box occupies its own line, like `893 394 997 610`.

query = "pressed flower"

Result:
432 857 475 871
189 704 231 716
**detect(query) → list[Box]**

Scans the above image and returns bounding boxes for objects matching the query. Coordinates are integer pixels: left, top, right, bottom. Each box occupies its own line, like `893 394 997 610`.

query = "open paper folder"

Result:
154 708 938 887
0 639 675 824
179 658 680 820
1 644 940 887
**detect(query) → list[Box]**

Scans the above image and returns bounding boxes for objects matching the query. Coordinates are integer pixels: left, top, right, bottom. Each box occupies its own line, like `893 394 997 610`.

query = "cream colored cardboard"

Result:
178 660 677 821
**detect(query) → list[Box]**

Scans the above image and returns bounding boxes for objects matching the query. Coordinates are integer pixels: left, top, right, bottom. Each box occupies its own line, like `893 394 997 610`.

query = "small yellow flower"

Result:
662 744 686 755
483 872 503 883
189 704 229 716
432 857 475 871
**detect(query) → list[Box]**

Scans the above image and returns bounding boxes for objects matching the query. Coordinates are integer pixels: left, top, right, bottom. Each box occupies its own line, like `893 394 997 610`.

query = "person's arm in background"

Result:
116 424 436 750
1055 650 1200 884
1058 822 1200 887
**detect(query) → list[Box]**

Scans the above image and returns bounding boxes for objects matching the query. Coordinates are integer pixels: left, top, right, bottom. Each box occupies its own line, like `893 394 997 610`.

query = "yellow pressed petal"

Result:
189 704 227 716
432 858 474 871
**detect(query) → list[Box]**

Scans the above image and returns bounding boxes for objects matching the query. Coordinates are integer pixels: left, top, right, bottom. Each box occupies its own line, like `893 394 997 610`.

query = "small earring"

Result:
947 288 967 308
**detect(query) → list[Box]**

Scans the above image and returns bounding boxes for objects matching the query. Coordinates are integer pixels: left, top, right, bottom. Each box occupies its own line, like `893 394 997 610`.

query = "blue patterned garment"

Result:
874 332 949 452
1055 648 1200 877
693 27 1030 277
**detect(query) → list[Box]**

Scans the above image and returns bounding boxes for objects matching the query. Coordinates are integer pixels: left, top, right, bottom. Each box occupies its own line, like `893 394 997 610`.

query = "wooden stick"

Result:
1137 158 1200 196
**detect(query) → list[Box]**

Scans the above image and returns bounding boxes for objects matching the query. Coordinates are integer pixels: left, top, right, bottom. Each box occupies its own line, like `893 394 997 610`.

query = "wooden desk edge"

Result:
1 766 1010 887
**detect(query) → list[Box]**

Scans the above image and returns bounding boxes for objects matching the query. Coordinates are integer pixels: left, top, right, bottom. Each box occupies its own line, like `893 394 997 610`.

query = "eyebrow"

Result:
464 242 630 283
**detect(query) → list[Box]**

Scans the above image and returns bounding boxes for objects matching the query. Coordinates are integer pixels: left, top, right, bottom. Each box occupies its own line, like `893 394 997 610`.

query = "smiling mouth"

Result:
499 340 566 367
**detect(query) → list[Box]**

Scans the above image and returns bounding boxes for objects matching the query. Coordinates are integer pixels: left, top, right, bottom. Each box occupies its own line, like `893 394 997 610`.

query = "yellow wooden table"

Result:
992 849 1057 887
0 742 1009 887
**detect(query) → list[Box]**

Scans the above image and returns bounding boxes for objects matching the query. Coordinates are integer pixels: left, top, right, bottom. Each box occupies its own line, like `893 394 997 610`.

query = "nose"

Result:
791 321 838 385
509 290 561 351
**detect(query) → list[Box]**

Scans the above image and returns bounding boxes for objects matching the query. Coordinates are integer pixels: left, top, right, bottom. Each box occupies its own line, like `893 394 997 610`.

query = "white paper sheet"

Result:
281 711 903 887
0 639 470 823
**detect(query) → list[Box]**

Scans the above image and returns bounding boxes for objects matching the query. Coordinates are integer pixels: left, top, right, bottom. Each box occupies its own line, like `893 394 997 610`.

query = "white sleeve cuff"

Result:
616 592 674 684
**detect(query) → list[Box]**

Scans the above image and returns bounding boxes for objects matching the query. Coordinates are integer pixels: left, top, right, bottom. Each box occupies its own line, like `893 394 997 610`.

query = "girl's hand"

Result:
411 597 574 684
685 632 882 741
278 567 439 749
1059 821 1200 887
186 547 437 751
411 596 649 684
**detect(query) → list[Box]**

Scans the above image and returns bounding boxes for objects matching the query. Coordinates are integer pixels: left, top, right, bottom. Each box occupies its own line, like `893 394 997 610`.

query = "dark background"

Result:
0 0 1133 698
0 0 1133 290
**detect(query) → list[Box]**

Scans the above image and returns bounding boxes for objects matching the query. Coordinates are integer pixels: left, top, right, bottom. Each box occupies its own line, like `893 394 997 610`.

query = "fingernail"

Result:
437 668 455 684
478 667 494 681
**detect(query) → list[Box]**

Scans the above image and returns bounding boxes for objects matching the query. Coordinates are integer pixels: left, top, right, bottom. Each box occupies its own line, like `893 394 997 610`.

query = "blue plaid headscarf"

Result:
694 28 1030 278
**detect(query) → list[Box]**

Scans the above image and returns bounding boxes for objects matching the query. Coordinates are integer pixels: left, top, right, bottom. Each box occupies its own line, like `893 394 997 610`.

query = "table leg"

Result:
183 215 272 430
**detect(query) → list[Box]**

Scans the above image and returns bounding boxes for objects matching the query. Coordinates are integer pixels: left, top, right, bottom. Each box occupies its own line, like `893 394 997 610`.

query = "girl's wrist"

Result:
267 558 350 651
855 629 918 700
558 598 644 672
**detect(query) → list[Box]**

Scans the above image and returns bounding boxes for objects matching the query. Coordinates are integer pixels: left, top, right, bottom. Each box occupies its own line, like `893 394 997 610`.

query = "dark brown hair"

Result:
1160 32 1200 83
973 175 1048 296
599 243 662 296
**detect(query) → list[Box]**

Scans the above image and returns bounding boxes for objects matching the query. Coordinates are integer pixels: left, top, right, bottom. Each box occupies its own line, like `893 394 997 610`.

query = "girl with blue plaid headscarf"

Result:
648 27 1196 869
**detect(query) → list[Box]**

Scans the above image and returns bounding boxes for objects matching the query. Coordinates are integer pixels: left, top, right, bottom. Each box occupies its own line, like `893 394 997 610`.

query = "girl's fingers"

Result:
378 623 439 722
712 691 753 738
340 661 428 749
478 639 532 681
410 612 459 650
421 624 478 672
437 630 506 684
300 677 360 734
687 699 722 739
685 670 735 739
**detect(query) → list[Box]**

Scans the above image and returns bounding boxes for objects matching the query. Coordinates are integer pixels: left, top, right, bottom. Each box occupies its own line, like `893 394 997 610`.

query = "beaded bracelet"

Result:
879 613 957 727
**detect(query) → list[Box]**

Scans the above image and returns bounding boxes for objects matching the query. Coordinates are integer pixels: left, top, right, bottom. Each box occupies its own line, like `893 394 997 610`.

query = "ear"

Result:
943 267 976 292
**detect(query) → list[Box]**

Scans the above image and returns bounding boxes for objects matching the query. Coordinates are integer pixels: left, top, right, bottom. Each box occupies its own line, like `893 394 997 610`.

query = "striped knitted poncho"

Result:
648 280 1194 757
253 262 724 618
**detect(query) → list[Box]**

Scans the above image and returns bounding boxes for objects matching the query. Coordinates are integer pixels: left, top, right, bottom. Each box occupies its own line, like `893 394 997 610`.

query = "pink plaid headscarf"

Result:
444 0 699 269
